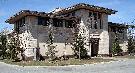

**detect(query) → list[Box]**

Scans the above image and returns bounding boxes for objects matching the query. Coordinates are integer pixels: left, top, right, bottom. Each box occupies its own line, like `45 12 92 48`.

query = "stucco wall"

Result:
19 16 75 57
98 13 109 55
18 9 113 59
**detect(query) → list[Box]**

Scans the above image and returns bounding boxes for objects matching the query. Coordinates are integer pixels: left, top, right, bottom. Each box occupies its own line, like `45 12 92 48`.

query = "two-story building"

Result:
6 3 128 60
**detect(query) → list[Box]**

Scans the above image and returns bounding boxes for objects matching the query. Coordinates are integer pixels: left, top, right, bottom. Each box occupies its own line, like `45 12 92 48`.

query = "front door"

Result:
91 38 99 57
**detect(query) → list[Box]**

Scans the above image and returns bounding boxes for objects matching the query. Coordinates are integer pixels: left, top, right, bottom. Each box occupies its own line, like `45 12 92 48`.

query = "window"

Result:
19 17 25 27
93 12 97 20
22 17 25 24
89 12 93 17
113 28 116 32
15 17 25 28
123 33 125 39
71 12 75 16
53 19 63 27
38 17 49 26
94 21 97 29
98 13 103 29
98 13 101 19
99 19 102 29
15 22 19 33
118 28 124 33
65 20 74 28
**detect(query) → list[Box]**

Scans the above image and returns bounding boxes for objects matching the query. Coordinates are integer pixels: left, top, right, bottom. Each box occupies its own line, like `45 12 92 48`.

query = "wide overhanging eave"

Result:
54 3 118 15
6 10 79 24
5 10 49 24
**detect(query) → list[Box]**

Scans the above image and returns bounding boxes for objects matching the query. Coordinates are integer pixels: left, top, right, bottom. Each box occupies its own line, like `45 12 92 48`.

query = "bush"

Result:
112 38 123 56
46 44 57 61
127 38 135 54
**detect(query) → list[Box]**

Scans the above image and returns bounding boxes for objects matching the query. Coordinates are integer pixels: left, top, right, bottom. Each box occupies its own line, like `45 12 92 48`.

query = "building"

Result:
6 3 128 60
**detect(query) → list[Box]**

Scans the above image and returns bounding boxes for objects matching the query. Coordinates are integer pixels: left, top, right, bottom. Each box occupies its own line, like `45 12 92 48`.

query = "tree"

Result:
71 21 88 59
6 34 19 60
45 18 57 61
72 34 87 59
0 28 10 59
0 34 7 59
127 37 135 54
112 33 123 56
127 26 135 54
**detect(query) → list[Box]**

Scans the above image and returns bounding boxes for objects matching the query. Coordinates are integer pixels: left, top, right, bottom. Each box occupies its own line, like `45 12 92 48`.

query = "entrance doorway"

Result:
91 38 99 57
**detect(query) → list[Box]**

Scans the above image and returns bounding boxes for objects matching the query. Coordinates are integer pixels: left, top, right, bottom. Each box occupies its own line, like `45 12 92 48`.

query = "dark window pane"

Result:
53 19 63 27
89 12 92 17
65 20 74 28
98 13 101 19
38 17 48 26
71 12 75 16
93 13 97 20
94 22 97 29
15 21 19 33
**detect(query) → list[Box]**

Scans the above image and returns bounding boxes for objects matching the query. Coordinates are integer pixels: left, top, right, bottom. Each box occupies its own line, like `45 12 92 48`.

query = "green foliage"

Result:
46 24 57 61
127 25 135 54
0 31 20 60
0 35 7 59
6 36 19 60
112 38 123 55
71 34 87 59
48 31 53 45
46 45 57 60
127 37 135 53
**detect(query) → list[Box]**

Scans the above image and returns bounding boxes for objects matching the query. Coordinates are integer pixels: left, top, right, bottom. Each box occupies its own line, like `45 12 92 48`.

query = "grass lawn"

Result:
0 58 115 66
115 55 135 59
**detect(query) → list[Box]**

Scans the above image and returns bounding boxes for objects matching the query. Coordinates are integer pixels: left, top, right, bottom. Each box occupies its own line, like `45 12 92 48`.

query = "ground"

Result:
0 58 114 66
0 58 135 73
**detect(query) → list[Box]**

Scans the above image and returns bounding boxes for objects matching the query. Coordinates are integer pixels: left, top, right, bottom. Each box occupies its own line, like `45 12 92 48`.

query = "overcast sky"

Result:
0 0 135 31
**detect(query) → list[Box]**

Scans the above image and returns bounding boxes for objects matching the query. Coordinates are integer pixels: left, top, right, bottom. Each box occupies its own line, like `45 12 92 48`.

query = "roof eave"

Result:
6 10 49 24
54 6 117 16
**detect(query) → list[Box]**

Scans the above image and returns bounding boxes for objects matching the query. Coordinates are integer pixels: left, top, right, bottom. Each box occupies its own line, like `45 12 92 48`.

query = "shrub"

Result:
127 37 135 54
112 39 123 56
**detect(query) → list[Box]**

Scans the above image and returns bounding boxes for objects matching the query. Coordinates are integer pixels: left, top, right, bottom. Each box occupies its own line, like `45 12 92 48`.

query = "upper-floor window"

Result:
38 17 49 26
15 22 19 33
16 17 25 27
118 28 124 33
98 13 101 19
89 12 93 17
53 18 63 27
65 20 74 28
15 17 25 32
98 13 103 29
71 12 75 16
94 21 98 29
93 12 97 20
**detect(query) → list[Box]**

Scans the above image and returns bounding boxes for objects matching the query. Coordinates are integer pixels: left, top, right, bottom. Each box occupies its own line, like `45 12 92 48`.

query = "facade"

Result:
6 3 128 60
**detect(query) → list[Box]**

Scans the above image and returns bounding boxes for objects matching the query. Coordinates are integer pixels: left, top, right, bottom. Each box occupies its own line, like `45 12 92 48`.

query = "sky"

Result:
0 0 135 32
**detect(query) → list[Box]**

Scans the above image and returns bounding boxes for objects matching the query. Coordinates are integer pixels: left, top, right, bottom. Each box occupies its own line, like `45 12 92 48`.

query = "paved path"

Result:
0 59 135 73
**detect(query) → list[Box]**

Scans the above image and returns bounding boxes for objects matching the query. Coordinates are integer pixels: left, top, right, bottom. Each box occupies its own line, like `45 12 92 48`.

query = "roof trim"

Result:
5 10 49 24
108 22 128 28
6 10 79 24
53 3 117 15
